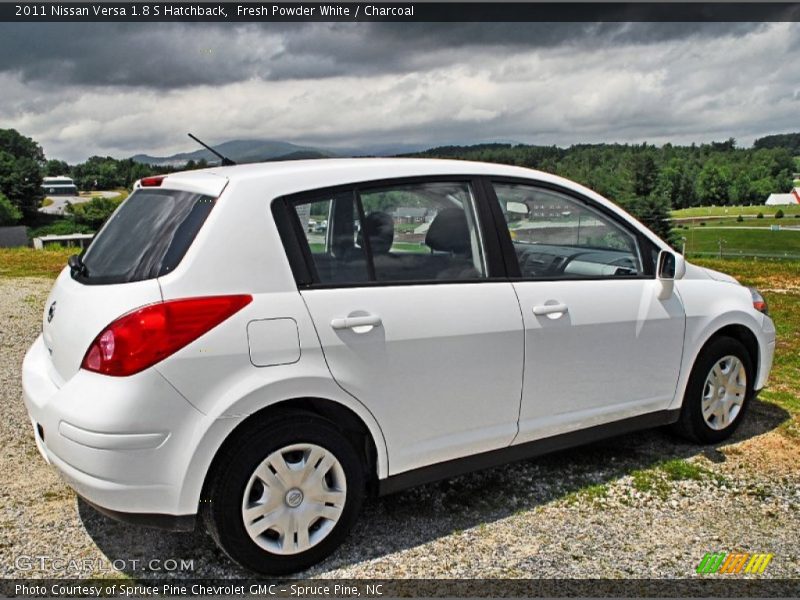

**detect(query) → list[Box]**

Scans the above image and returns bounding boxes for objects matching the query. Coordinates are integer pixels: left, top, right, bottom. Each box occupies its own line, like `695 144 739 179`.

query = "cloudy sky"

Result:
1 21 799 162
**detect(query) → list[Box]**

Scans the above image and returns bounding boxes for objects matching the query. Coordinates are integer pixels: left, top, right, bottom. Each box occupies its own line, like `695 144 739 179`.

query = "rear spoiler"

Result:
132 171 229 198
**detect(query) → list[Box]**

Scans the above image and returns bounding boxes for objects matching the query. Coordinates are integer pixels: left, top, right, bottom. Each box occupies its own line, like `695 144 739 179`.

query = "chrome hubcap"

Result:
241 443 346 555
702 355 746 431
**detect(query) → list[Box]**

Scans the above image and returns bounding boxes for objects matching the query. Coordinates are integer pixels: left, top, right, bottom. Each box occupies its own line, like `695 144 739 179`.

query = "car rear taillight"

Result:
140 175 166 187
81 295 252 376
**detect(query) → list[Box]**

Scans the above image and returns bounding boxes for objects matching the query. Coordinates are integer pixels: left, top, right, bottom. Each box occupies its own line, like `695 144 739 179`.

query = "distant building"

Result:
392 207 432 224
765 188 800 206
41 176 78 196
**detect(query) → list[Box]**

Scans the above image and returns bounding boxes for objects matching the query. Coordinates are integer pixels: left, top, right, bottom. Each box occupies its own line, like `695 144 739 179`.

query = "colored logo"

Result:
696 552 773 574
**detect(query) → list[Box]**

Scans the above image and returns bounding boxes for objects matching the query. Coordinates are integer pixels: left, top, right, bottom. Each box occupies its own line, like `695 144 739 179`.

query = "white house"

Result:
41 176 78 196
765 188 800 206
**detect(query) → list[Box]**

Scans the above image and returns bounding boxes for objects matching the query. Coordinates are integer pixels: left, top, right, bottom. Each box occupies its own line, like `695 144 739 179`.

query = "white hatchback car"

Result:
23 159 775 574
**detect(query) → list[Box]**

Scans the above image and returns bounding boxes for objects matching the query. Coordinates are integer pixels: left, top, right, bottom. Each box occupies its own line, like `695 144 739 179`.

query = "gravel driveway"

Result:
1 277 798 584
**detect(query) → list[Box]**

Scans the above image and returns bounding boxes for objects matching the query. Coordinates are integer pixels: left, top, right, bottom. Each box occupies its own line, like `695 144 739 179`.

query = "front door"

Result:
490 181 686 443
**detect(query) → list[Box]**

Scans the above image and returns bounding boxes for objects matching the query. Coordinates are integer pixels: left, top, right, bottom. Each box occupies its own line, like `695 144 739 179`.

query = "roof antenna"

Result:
187 133 237 166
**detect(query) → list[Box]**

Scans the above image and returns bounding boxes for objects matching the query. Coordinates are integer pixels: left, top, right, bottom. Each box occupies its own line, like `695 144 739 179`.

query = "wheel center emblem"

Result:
285 488 304 508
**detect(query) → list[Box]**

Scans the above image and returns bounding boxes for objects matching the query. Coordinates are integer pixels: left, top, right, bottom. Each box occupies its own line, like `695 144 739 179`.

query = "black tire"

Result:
203 412 365 575
672 336 754 444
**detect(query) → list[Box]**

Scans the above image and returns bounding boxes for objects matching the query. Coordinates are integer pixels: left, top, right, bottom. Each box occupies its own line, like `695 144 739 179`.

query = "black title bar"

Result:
4 578 800 597
3 2 800 22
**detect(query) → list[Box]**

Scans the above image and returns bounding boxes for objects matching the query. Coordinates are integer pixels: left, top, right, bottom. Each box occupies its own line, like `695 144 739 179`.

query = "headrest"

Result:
425 208 470 254
359 211 394 255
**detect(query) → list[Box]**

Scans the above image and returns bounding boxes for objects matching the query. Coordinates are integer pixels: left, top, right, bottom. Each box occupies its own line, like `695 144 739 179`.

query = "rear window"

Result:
77 189 215 284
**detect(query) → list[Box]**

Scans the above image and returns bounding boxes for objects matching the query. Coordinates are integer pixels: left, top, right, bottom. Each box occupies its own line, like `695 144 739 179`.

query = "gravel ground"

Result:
1 277 798 583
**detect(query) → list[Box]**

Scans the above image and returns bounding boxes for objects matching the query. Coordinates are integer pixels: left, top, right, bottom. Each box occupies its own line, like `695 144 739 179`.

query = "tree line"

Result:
0 128 203 227
408 138 797 242
1 127 797 243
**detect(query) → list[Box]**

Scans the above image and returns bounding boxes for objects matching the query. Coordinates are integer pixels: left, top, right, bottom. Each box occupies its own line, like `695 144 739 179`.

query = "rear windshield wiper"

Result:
68 254 87 277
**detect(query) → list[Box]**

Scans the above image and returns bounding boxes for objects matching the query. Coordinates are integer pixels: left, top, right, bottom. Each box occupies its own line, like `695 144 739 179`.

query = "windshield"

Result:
77 188 215 284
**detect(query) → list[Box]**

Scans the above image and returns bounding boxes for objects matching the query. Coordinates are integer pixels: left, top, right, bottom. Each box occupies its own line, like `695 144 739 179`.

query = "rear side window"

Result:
283 181 488 286
77 189 215 284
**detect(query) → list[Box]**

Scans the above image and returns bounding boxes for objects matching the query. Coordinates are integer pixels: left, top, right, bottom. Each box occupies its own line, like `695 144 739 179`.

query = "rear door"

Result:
488 180 686 443
279 179 525 475
42 183 221 385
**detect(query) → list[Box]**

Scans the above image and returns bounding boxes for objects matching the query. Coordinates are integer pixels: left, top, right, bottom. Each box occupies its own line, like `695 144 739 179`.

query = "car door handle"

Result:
532 303 569 316
330 314 383 331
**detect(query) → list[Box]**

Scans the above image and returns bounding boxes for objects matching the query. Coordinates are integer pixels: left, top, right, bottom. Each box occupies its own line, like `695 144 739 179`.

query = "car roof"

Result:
163 157 574 200
204 157 548 182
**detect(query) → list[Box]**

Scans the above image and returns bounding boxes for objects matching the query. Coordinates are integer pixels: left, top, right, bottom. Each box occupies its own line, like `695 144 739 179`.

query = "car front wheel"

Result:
673 336 754 444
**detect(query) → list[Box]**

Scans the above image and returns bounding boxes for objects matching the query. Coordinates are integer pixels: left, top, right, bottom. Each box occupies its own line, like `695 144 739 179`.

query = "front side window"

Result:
493 183 643 279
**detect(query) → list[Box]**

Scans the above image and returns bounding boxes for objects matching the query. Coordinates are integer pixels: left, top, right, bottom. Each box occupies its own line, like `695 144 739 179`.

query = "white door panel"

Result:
302 283 524 474
513 279 685 443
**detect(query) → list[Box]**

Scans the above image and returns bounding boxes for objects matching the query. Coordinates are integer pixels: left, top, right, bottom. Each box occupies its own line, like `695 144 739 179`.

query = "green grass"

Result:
682 228 800 257
0 248 73 278
40 197 54 208
630 459 720 499
392 242 429 254
694 258 800 437
660 458 711 481
673 205 800 218
563 482 609 505
630 468 672 498
674 217 800 229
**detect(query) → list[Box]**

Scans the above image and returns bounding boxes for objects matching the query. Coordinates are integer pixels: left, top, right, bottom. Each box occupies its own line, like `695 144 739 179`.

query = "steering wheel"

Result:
546 255 573 276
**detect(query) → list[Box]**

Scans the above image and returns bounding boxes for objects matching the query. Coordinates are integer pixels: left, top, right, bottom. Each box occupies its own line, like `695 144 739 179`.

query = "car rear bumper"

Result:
22 335 204 520
77 494 196 531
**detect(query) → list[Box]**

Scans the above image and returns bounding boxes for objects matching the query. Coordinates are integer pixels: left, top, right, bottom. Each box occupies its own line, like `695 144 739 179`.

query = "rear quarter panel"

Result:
154 179 389 509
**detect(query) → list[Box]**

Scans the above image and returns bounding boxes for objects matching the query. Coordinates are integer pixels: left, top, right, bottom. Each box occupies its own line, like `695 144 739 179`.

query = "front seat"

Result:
343 211 396 269
358 211 395 256
425 208 481 279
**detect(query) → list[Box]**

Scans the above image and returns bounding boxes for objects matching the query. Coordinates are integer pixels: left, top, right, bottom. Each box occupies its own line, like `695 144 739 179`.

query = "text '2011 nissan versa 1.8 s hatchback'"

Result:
23 159 775 574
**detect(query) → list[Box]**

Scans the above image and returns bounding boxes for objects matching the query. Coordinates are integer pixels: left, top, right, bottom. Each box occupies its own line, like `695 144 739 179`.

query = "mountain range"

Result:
130 139 430 166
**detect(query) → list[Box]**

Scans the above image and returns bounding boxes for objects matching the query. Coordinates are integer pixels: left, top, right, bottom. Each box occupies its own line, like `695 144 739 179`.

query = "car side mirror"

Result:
657 250 685 299
506 201 529 216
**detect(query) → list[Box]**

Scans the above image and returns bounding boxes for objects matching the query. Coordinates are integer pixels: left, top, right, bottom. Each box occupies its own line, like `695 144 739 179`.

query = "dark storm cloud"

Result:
0 22 766 89
2 20 797 163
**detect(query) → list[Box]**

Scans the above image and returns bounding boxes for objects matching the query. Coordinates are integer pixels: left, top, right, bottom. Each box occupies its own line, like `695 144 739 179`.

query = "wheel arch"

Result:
670 311 767 412
195 397 384 515
705 324 760 383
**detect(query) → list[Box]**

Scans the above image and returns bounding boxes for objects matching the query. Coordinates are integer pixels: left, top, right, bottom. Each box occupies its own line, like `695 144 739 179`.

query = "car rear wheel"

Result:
204 413 365 574
672 336 754 444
